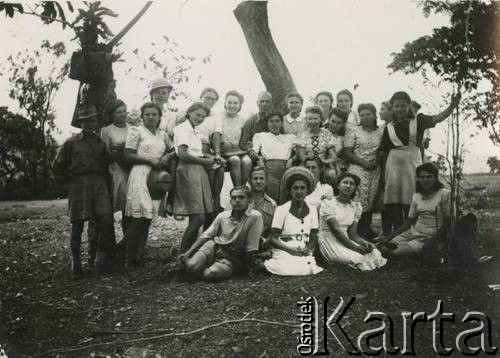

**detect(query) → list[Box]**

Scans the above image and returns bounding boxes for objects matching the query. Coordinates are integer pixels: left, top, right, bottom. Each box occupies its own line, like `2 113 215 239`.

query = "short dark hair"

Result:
140 102 163 128
303 156 327 184
286 92 304 104
230 185 252 199
249 166 267 179
333 172 360 200
315 91 334 105
415 163 444 193
337 89 353 104
305 106 324 123
330 107 348 122
186 102 210 118
264 111 284 123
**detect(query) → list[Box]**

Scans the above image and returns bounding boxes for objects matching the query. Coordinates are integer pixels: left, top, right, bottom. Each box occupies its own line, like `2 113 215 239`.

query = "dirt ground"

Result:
1 174 500 357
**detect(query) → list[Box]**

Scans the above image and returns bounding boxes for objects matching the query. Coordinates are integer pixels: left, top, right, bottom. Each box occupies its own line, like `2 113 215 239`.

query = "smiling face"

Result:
392 99 410 120
287 96 302 115
257 93 272 114
112 105 127 127
316 95 332 113
417 170 437 192
151 87 171 106
225 95 242 116
142 107 161 130
337 94 352 112
230 188 250 211
359 109 376 129
249 169 267 193
267 115 282 134
201 91 218 109
188 108 208 127
328 114 345 135
290 179 308 202
306 112 322 131
337 176 357 198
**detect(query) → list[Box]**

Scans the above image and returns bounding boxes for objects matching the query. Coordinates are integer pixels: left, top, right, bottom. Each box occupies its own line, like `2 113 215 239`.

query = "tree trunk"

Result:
234 1 296 112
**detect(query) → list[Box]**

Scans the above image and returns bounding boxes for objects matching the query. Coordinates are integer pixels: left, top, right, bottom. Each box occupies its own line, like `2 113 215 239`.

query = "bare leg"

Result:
241 155 253 185
180 214 205 253
228 155 242 186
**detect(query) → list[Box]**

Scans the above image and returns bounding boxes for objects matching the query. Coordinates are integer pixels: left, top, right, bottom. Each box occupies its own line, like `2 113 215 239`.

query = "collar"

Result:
230 206 252 220
285 113 303 123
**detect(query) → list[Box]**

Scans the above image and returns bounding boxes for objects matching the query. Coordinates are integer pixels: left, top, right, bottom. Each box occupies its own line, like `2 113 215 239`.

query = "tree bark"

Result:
234 1 296 112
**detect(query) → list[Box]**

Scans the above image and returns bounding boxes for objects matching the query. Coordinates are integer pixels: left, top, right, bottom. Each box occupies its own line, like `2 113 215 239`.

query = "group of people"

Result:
52 78 461 280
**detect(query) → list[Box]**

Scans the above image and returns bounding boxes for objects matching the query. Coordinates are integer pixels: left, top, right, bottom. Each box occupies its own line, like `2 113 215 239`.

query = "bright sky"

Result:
0 0 497 173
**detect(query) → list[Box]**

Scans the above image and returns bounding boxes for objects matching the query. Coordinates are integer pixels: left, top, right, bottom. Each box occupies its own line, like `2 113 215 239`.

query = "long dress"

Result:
264 201 323 276
101 123 129 212
393 189 450 253
125 126 169 219
318 197 386 270
344 126 382 212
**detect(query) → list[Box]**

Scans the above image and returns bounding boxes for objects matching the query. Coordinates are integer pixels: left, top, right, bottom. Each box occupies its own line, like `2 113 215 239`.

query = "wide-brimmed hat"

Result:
283 166 316 195
149 78 172 94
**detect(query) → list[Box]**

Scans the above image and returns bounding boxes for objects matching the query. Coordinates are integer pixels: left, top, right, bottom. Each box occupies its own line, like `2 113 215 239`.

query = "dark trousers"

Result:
384 204 410 232
71 214 116 261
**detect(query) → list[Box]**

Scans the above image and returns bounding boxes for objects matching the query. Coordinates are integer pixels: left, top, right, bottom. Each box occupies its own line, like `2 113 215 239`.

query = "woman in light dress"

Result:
343 103 383 238
379 163 451 258
264 167 323 276
318 172 387 271
304 157 334 210
220 90 253 186
123 102 171 267
100 99 130 232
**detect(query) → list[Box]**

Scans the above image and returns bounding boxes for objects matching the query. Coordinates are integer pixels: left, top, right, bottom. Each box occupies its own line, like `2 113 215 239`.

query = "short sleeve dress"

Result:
264 201 323 276
124 126 168 219
318 197 386 270
101 123 129 212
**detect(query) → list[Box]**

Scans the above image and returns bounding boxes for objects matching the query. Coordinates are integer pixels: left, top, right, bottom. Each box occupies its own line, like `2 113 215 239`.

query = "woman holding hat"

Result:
381 91 460 233
318 173 386 270
264 167 323 276
101 99 130 231
122 102 171 267
173 102 218 253
343 103 383 238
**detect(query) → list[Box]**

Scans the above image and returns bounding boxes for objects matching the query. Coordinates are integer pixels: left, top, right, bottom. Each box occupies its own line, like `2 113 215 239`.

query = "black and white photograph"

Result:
0 0 499 356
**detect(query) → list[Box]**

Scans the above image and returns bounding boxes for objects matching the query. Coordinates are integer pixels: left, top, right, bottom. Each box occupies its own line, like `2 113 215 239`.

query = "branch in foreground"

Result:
34 309 297 357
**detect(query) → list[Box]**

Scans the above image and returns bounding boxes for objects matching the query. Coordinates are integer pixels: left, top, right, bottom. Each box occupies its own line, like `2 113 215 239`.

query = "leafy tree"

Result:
1 40 69 198
486 156 500 174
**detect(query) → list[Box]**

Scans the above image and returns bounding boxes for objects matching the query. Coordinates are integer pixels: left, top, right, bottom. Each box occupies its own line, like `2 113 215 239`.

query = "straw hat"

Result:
282 167 316 195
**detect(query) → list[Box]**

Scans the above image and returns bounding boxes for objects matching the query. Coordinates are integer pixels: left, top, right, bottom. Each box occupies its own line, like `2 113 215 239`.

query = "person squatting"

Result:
52 78 462 280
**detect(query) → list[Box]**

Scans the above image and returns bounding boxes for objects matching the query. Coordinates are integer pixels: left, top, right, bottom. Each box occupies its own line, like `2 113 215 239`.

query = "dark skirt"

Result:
265 159 287 204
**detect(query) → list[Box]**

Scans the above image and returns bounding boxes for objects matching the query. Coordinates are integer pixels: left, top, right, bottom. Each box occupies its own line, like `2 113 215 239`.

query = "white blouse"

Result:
252 132 299 160
173 120 203 157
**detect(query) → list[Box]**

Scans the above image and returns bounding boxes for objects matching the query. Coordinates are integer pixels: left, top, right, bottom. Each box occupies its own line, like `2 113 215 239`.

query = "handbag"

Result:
147 169 173 200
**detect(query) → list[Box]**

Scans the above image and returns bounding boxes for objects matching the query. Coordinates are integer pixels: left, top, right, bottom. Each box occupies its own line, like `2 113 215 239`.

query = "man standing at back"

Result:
239 91 273 152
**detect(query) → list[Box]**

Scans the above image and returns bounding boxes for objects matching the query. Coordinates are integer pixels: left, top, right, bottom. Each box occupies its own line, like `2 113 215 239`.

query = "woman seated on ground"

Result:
378 163 450 258
249 111 300 203
297 106 341 185
264 167 323 276
220 90 253 186
318 172 387 271
304 156 334 210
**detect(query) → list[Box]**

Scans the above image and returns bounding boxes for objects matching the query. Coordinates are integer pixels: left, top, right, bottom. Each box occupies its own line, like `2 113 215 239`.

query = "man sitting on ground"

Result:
180 186 263 281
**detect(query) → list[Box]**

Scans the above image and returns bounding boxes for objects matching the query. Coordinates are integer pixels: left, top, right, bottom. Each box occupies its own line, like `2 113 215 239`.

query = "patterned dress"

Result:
344 126 382 212
297 128 335 158
221 113 246 157
125 126 170 219
318 197 386 270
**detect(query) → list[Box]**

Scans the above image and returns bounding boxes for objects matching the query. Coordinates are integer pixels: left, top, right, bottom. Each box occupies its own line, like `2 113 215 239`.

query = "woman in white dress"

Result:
304 157 334 210
318 172 387 271
123 102 171 267
264 167 323 276
101 99 129 232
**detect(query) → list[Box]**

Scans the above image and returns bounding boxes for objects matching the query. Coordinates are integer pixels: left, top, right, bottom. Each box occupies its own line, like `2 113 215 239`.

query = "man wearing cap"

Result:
52 105 116 277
